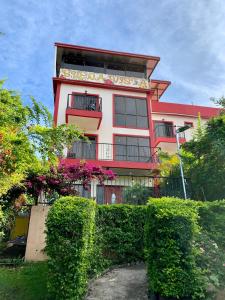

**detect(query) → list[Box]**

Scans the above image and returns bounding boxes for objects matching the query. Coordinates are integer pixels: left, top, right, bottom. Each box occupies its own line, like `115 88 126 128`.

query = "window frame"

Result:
70 134 98 160
154 120 175 138
113 134 151 162
113 94 149 129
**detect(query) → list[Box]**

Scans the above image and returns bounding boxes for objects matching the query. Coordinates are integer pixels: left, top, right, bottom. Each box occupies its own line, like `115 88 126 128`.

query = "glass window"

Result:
114 135 150 162
70 136 97 159
154 122 174 137
114 96 148 129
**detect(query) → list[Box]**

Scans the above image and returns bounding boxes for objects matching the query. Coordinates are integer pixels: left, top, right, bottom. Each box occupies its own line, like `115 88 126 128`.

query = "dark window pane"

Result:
126 115 137 127
138 137 149 147
115 114 125 126
137 116 148 128
127 137 138 146
115 97 126 113
136 99 147 116
126 98 136 115
115 136 126 144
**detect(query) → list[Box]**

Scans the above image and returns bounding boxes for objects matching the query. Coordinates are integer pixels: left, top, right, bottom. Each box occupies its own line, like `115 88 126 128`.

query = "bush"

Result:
145 197 206 299
197 200 225 294
0 205 4 239
96 205 146 264
46 196 96 300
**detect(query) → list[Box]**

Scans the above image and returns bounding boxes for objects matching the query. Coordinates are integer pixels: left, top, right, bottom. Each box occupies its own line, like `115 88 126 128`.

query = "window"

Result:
114 135 151 162
154 122 174 137
114 96 148 129
71 94 99 111
69 136 97 159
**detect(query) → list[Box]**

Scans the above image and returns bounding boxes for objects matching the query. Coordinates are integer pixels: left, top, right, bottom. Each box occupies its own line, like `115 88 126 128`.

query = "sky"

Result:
0 0 225 112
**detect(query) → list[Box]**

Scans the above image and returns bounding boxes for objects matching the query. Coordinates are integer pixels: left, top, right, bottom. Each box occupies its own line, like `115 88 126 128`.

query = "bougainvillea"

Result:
25 161 116 201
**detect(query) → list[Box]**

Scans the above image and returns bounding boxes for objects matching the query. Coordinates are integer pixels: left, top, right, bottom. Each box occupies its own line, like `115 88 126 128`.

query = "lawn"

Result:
0 262 48 300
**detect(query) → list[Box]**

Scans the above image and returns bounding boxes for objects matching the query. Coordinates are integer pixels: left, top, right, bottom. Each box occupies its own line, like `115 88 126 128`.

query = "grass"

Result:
0 262 48 300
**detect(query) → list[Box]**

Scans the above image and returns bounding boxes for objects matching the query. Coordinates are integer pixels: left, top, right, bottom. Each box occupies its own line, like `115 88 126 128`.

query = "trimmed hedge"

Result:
145 198 205 299
96 205 146 264
198 200 225 249
46 196 96 300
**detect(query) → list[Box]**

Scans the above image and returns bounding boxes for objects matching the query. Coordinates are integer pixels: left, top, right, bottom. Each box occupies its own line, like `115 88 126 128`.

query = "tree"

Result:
0 82 83 197
182 113 225 200
25 162 116 203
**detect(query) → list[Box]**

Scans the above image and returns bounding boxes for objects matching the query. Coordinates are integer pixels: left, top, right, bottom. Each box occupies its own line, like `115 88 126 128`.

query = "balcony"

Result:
154 123 186 154
66 93 102 130
66 141 159 170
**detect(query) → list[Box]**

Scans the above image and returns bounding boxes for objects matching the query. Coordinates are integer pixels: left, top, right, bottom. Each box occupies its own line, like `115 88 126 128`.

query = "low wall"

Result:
25 205 50 261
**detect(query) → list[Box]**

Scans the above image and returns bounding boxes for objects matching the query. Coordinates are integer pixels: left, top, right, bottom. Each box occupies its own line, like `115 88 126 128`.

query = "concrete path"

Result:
86 263 148 300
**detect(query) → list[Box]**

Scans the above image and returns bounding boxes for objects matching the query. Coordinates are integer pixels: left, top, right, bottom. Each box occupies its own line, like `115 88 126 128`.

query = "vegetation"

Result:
145 197 225 299
96 204 146 264
0 263 48 300
0 81 83 199
46 196 96 300
123 183 153 205
145 198 205 299
0 205 4 239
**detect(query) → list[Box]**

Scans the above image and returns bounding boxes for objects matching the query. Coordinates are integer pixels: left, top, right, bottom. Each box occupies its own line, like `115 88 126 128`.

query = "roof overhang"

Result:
150 79 171 101
55 42 160 77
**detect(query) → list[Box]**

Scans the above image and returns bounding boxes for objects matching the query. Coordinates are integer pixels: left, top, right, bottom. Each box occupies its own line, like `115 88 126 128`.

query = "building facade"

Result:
53 43 220 203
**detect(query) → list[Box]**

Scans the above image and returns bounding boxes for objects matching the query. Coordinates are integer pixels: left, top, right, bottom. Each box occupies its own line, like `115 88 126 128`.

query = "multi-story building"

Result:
53 43 220 203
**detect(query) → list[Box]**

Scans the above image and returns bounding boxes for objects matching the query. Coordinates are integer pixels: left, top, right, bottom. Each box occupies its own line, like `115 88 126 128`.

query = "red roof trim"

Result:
55 42 160 62
152 101 221 119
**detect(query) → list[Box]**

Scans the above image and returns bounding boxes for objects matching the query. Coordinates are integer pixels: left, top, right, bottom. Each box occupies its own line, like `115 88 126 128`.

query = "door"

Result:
104 186 123 204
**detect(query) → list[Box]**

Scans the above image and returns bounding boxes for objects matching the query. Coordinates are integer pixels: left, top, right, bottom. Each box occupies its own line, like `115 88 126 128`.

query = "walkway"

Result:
86 263 148 300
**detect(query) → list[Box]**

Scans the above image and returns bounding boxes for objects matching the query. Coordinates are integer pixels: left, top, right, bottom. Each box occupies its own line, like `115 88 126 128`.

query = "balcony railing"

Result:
154 124 185 139
67 93 102 112
67 142 159 163
61 62 146 79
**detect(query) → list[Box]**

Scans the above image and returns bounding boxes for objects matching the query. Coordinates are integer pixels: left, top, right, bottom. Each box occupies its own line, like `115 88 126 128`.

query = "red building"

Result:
53 43 220 202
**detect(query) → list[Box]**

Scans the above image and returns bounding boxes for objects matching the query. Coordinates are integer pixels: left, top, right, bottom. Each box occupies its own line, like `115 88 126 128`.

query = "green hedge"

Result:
46 196 96 300
0 205 4 239
198 200 225 249
145 197 205 299
96 205 146 264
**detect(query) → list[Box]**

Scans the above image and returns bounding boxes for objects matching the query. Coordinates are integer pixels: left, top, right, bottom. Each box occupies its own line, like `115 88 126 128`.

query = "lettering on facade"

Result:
59 68 149 89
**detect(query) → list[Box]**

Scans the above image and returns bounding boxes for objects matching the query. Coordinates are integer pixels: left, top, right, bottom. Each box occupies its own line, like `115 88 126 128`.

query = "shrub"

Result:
145 197 206 299
46 196 96 300
197 200 225 294
96 204 146 264
0 205 4 239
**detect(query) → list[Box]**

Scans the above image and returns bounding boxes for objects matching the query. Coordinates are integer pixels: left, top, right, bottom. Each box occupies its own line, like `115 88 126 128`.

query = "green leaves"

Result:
46 197 96 300
0 83 83 197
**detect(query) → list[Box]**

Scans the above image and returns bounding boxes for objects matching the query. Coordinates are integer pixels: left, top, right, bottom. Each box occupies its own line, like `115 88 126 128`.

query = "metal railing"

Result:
67 141 160 163
67 93 102 112
154 124 185 139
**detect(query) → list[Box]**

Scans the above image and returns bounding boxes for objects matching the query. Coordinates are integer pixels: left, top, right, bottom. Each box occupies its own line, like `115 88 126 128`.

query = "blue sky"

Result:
1 0 225 112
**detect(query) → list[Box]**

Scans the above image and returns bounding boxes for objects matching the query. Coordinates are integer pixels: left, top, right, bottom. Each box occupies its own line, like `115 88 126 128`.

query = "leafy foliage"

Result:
0 82 83 197
25 162 116 202
0 205 4 239
145 197 206 299
96 205 146 264
123 183 153 205
181 114 225 200
46 196 96 300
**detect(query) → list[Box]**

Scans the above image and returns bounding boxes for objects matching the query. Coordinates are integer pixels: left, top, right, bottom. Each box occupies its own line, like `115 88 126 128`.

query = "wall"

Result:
152 113 207 141
25 205 50 261
57 84 149 145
